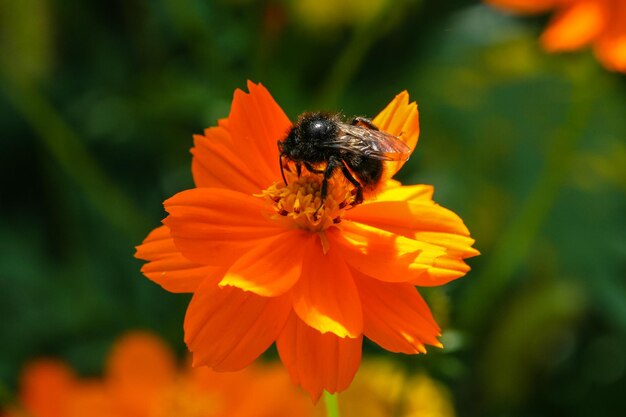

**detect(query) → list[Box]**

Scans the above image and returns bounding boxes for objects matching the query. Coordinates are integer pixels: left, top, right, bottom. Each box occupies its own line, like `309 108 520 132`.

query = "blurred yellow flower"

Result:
336 360 456 417
286 0 389 31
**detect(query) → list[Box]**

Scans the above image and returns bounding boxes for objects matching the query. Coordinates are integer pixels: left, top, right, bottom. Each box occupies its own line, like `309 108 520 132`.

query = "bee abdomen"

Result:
345 156 383 190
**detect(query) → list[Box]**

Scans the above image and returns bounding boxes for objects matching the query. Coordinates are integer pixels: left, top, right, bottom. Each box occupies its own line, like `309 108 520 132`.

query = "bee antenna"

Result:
279 152 288 185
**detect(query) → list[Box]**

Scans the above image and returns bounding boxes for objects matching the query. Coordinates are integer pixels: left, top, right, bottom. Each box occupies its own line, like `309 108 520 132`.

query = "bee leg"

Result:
338 162 363 205
279 153 288 185
315 157 341 215
350 116 379 131
304 162 324 174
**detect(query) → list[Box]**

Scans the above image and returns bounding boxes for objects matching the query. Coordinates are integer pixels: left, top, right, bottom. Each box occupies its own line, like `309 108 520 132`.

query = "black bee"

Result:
277 112 411 206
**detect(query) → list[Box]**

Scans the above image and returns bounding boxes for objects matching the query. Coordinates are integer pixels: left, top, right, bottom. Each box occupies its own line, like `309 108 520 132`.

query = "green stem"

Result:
0 381 13 407
324 391 341 417
459 63 598 331
315 0 420 109
0 69 149 241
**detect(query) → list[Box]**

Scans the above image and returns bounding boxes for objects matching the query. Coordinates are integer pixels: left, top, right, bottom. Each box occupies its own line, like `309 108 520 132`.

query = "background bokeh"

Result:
1 0 625 416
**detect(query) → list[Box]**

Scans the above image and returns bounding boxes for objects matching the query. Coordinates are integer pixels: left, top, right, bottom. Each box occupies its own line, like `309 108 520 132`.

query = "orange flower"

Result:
3 332 315 417
486 0 626 72
2 360 76 417
135 81 478 401
105 332 315 417
2 360 115 417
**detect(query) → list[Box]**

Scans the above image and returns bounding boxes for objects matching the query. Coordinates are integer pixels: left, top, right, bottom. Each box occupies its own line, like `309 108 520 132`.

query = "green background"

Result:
1 0 625 416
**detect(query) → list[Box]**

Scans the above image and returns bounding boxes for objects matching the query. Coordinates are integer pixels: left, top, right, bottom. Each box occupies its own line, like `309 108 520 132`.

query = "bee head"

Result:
300 113 336 143
279 127 300 160
278 112 339 163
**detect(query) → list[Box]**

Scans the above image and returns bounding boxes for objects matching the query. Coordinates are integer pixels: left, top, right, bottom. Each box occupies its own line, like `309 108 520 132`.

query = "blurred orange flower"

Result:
2 360 78 417
135 81 478 401
2 332 315 417
486 0 626 72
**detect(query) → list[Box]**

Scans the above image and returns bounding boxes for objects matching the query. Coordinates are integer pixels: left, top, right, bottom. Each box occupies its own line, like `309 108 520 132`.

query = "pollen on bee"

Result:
257 171 357 232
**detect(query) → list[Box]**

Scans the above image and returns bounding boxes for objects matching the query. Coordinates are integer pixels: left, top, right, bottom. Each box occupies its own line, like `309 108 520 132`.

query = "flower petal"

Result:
107 332 176 391
346 199 472 237
375 182 434 202
413 231 479 258
211 364 316 416
595 4 626 73
276 313 362 402
106 332 177 416
354 273 442 354
135 225 226 293
63 384 113 417
219 231 310 297
330 222 446 283
184 278 291 371
191 124 270 193
372 91 419 177
413 255 472 286
19 360 76 417
163 188 281 266
226 81 292 187
346 200 479 286
106 332 176 384
291 235 363 338
541 0 605 51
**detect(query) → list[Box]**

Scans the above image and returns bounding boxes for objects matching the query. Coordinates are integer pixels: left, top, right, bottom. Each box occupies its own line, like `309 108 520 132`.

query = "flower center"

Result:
258 170 357 232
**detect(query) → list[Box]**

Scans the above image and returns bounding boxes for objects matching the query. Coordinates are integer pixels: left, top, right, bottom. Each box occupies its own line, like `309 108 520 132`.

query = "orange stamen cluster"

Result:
259 170 356 232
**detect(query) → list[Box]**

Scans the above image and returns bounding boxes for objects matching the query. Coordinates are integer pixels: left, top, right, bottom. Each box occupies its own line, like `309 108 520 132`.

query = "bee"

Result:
277 112 411 206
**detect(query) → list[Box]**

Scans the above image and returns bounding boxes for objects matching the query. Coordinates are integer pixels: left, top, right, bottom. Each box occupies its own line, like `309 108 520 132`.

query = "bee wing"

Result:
322 124 411 161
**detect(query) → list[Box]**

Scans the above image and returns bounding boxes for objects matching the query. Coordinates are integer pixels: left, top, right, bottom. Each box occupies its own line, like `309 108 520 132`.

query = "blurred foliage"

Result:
1 1 625 416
